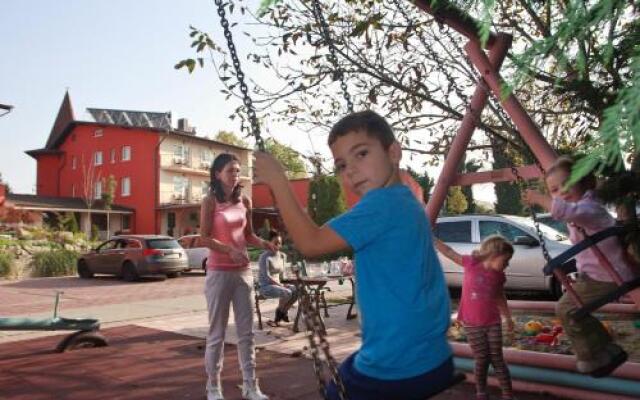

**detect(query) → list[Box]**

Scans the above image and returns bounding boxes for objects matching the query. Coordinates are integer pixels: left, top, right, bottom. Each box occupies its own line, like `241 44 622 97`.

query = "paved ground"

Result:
0 325 557 400
0 272 611 399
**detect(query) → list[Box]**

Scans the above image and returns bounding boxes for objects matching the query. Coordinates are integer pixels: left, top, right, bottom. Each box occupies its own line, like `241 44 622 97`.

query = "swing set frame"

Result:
212 0 640 397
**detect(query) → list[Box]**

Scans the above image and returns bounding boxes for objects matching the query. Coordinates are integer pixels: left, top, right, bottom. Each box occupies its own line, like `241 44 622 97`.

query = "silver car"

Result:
77 235 188 282
434 214 571 298
177 234 208 273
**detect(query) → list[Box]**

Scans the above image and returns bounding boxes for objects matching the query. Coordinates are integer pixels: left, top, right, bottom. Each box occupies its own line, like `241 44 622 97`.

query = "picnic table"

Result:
281 275 357 333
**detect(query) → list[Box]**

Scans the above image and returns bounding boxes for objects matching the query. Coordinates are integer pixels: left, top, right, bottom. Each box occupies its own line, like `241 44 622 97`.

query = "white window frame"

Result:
173 176 189 199
122 145 131 161
93 129 103 137
121 177 131 197
94 151 103 166
110 148 116 164
94 181 103 199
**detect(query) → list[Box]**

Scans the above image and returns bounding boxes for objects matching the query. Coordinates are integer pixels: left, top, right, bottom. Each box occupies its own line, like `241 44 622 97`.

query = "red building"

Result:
26 93 253 237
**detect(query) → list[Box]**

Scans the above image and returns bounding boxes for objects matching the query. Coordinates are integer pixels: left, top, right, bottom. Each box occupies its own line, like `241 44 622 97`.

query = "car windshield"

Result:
146 239 181 249
505 215 569 241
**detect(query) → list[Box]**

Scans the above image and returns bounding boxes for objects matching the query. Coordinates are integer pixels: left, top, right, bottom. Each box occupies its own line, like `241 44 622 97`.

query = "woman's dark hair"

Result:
210 153 242 204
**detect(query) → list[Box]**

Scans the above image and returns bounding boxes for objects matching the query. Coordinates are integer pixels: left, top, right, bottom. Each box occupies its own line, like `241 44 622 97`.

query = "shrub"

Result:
0 253 15 278
31 249 78 277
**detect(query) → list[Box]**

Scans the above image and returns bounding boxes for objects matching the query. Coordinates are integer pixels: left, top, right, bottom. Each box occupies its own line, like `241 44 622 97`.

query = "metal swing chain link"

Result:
310 0 354 113
296 270 348 400
214 0 265 151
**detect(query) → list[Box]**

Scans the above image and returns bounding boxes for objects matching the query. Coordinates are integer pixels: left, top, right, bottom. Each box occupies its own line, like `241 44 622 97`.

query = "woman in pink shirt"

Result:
436 236 514 400
524 156 633 377
199 153 275 400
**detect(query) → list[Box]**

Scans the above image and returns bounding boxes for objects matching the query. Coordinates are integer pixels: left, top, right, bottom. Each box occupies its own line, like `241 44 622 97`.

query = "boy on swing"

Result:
255 110 455 400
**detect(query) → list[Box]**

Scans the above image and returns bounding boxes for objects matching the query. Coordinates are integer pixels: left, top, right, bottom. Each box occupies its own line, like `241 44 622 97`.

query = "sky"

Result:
0 0 496 203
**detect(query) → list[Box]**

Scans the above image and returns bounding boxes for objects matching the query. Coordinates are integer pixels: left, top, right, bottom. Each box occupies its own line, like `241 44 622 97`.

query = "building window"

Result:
72 184 76 197
201 181 209 196
94 181 103 199
200 149 213 169
121 177 131 197
94 151 103 166
122 145 131 161
71 156 77 170
122 214 131 231
110 148 116 163
173 176 189 200
173 144 189 165
94 129 103 137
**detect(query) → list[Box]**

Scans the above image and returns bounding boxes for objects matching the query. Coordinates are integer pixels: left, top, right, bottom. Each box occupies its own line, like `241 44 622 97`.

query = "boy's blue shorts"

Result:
326 352 454 400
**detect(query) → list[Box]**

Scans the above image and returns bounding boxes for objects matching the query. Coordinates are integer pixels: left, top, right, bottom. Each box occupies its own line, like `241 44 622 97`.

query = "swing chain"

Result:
509 164 552 263
295 268 348 400
310 0 354 113
214 0 265 151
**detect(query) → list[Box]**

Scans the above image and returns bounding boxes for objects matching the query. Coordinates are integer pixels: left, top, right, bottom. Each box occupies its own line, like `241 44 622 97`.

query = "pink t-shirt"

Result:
207 200 249 271
551 190 635 282
457 255 505 327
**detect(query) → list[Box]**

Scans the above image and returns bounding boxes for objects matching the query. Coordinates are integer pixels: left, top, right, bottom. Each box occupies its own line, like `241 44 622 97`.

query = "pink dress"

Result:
551 190 635 282
207 200 249 271
458 255 505 327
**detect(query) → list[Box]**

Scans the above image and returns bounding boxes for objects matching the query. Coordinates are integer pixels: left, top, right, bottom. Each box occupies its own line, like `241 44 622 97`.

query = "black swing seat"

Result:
423 372 466 399
543 225 640 320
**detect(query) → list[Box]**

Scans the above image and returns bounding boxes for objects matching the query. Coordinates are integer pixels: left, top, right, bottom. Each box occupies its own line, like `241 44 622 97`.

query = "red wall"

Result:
54 124 160 233
35 154 64 196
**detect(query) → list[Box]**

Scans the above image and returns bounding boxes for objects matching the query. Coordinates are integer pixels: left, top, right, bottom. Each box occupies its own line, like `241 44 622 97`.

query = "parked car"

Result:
535 212 569 235
77 235 188 282
177 234 208 273
434 214 572 298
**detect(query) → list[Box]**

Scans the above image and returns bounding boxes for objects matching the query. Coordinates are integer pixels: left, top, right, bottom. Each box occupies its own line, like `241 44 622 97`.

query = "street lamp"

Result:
0 103 13 118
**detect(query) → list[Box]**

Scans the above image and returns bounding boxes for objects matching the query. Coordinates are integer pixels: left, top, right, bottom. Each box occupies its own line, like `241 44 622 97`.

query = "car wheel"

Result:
56 331 108 353
202 258 208 274
166 272 181 278
122 262 139 282
77 260 94 279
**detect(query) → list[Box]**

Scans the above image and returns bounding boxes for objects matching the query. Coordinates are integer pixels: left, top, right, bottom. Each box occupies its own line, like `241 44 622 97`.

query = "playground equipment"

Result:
451 342 640 399
0 291 107 352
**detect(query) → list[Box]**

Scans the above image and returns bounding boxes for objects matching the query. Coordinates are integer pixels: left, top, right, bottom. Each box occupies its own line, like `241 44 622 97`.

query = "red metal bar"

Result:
412 0 496 47
589 242 640 310
453 164 542 186
465 41 557 169
426 33 511 223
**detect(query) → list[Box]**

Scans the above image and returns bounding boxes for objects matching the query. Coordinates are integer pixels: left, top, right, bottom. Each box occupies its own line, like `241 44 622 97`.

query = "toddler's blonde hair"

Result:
472 235 514 262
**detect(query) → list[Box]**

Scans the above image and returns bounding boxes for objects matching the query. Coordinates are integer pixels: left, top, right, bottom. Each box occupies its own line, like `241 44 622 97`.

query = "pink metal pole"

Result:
465 41 557 169
426 33 511 224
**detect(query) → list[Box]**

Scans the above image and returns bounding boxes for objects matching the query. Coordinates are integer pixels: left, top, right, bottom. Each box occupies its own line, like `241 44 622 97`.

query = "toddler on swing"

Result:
524 156 634 377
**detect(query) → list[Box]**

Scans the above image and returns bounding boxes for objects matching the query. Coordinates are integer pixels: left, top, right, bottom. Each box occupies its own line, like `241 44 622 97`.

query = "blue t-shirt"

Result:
328 184 452 379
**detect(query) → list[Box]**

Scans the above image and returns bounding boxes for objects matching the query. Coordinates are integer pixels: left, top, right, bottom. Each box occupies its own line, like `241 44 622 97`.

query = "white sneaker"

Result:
206 382 224 400
242 379 269 400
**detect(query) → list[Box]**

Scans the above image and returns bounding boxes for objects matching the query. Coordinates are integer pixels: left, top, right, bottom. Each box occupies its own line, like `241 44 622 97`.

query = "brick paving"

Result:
0 325 560 400
0 273 207 316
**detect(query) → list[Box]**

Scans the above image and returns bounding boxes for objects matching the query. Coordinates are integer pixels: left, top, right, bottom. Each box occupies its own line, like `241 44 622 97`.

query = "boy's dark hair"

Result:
268 229 281 241
546 156 596 192
328 110 395 148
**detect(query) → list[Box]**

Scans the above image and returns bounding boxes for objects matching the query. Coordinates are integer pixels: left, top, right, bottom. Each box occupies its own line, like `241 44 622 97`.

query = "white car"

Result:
434 214 572 298
177 235 208 273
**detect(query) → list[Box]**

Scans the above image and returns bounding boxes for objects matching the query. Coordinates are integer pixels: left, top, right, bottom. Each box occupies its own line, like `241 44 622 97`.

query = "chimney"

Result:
177 118 196 135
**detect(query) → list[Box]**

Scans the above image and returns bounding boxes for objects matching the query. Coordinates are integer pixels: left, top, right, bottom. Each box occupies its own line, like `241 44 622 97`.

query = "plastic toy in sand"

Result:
523 320 544 336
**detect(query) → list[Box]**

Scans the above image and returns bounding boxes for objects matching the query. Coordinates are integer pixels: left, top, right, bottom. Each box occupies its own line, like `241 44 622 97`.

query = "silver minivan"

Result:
77 235 188 282
434 214 571 298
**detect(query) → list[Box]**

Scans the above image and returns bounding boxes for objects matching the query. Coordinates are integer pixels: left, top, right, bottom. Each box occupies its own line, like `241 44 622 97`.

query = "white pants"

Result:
204 269 256 385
